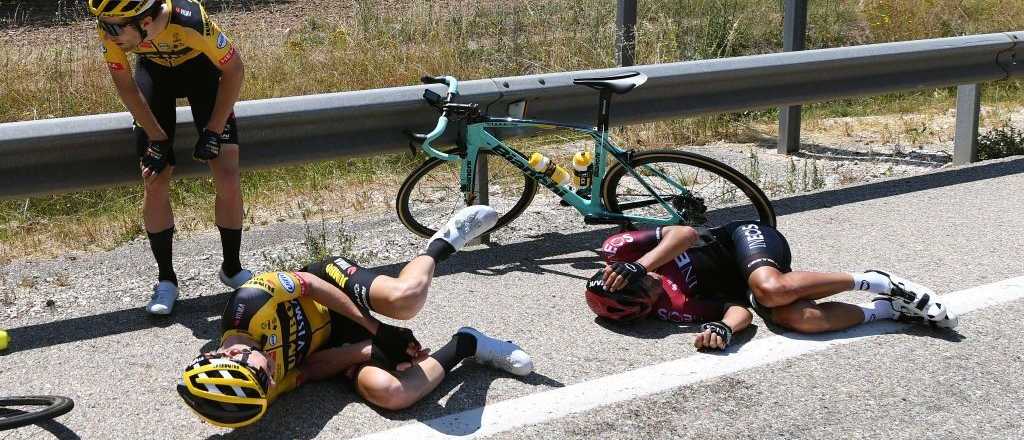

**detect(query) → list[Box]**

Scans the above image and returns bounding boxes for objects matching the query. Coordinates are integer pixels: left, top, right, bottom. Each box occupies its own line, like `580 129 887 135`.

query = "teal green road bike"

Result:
396 72 775 238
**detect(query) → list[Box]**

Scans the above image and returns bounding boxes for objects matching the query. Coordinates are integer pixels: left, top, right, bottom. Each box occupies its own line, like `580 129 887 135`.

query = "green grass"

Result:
1 0 1023 260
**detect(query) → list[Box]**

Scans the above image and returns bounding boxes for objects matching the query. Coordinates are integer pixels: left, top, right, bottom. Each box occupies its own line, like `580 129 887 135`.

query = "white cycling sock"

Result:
850 272 891 294
860 299 897 323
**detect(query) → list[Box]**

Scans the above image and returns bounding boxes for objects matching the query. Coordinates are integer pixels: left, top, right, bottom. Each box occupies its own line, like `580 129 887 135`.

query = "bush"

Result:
977 125 1024 161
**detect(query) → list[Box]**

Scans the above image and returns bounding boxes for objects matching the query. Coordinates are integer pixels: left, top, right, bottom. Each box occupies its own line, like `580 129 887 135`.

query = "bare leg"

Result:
748 266 855 308
355 357 446 411
770 299 866 333
143 166 175 233
208 145 243 229
368 255 436 320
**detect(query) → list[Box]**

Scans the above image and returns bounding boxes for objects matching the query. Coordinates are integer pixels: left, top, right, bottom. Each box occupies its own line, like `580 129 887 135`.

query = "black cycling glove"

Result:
193 128 222 162
699 321 733 349
141 140 172 176
609 261 648 288
370 323 421 370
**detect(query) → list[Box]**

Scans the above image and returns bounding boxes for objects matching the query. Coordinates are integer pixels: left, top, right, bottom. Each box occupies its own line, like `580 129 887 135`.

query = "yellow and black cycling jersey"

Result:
98 0 237 70
221 272 332 393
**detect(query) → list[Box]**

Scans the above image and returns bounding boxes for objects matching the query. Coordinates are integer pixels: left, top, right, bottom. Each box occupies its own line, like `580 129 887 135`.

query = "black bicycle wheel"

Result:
0 395 74 430
602 149 776 228
396 150 538 238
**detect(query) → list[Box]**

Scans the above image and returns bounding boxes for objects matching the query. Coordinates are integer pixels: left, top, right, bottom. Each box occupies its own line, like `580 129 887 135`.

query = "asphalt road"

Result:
1 156 1022 439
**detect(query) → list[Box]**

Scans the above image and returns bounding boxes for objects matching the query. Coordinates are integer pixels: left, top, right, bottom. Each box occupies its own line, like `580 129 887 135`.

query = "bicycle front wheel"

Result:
0 395 74 430
396 150 538 238
602 150 776 228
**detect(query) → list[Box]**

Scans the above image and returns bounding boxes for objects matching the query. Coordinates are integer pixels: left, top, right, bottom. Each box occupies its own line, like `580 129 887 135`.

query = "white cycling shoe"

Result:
430 205 498 251
458 326 534 376
868 270 958 329
219 268 254 289
146 280 180 315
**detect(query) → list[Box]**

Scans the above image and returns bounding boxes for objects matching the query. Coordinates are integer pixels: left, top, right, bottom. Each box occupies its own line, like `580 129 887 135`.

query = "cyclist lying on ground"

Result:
585 222 959 350
177 206 533 428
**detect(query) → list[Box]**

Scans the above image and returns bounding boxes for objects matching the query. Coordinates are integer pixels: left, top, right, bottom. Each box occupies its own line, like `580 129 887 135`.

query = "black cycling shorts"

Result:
720 221 792 279
327 311 373 348
134 56 239 164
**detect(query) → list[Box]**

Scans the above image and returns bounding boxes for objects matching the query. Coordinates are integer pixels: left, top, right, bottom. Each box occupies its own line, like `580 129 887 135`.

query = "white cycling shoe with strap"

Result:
146 280 179 315
457 327 534 376
429 205 498 251
867 270 958 329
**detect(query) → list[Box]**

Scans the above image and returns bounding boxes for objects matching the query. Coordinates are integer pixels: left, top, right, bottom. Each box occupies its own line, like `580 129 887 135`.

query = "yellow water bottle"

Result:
528 152 573 188
571 150 594 188
0 329 8 351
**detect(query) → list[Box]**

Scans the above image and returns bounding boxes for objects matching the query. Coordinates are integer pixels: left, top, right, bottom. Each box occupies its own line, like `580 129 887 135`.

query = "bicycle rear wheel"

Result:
0 395 74 430
602 149 776 227
396 150 538 238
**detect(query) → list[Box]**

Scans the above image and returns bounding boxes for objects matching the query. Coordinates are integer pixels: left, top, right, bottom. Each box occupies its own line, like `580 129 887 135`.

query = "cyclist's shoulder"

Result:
166 0 216 38
241 272 304 299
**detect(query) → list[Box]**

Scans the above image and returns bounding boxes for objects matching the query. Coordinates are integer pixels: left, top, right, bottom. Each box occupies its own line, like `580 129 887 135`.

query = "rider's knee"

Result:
750 276 792 308
386 279 428 320
357 371 410 411
143 169 173 192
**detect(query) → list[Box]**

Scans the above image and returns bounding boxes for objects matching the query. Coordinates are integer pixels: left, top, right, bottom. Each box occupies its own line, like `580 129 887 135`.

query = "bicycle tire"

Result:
396 150 538 238
0 395 74 430
601 149 776 228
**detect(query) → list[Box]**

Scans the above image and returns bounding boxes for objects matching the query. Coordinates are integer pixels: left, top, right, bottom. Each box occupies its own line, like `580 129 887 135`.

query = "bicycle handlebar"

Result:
410 76 460 161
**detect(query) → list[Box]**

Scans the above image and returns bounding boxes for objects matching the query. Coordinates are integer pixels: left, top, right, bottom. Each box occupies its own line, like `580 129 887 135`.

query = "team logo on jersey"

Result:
106 62 125 71
326 263 349 289
278 273 296 293
175 7 191 17
218 46 237 65
216 32 228 49
268 334 278 346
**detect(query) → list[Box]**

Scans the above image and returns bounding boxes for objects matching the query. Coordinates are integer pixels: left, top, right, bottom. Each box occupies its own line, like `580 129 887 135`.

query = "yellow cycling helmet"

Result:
176 352 271 429
87 0 168 19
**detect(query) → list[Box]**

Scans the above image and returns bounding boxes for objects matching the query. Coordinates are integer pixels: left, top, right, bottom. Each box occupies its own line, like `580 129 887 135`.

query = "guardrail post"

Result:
953 84 982 165
778 0 807 154
616 0 637 67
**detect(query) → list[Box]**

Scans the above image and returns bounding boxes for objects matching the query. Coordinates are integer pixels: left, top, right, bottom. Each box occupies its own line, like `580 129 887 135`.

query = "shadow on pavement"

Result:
0 408 79 439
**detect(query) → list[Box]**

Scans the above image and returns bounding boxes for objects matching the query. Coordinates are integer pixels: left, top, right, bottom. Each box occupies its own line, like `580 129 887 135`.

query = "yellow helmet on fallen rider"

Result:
87 0 169 19
176 352 271 428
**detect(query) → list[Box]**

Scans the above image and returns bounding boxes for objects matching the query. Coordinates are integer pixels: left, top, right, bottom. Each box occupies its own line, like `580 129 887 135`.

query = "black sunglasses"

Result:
98 20 135 37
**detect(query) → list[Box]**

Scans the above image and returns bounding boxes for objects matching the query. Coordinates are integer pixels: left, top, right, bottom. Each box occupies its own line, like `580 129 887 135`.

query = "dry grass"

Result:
1 0 1023 261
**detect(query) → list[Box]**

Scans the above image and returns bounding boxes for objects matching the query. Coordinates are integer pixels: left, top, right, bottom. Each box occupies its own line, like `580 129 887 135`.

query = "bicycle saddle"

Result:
572 72 648 94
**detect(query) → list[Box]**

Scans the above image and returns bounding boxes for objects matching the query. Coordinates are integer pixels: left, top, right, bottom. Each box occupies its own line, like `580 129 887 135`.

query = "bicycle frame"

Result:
414 75 690 226
465 118 688 225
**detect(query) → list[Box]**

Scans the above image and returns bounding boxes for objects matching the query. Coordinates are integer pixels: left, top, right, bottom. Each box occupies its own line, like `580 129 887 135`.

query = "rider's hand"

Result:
694 321 733 351
370 323 422 371
141 139 172 177
193 128 222 162
602 261 647 291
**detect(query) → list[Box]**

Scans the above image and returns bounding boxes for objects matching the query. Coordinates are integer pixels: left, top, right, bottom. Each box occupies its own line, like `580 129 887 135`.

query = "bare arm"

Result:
297 272 380 335
206 52 243 133
635 226 700 270
721 303 752 333
605 226 700 291
109 66 168 141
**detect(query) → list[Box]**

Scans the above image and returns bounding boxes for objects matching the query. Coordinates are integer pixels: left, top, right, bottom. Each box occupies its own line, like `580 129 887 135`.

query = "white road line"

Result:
357 276 1024 440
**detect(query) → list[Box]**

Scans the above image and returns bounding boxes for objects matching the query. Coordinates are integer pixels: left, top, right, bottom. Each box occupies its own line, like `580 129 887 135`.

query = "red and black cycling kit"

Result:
598 221 792 323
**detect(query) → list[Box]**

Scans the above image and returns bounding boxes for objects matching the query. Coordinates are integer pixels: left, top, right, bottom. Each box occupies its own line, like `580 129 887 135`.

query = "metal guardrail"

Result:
0 32 1020 199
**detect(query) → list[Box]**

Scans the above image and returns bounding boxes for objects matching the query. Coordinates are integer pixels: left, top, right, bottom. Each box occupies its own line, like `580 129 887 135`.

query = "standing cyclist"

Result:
89 0 251 314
